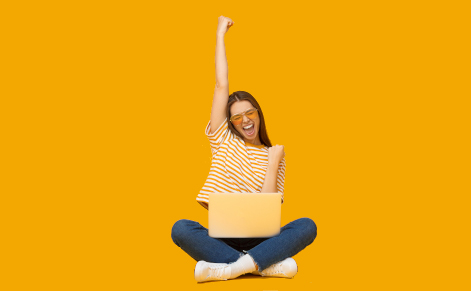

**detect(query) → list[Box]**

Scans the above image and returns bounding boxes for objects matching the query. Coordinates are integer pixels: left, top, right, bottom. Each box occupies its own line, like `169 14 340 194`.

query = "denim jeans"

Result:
171 217 317 271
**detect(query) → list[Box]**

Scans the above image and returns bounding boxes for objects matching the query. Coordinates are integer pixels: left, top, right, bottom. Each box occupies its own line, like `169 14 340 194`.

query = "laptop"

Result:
208 193 282 238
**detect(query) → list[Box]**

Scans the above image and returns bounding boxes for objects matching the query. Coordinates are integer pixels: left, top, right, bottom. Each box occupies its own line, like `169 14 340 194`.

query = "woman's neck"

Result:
245 137 262 146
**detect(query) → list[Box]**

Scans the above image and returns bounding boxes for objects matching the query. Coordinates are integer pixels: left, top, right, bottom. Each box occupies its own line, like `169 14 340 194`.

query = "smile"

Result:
243 124 255 136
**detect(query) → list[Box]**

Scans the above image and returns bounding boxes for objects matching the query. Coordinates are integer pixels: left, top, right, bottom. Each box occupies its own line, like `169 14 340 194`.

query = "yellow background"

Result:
1 1 469 290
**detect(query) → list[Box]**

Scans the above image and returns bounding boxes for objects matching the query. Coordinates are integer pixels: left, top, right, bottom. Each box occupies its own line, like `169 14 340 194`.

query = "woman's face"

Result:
230 100 261 145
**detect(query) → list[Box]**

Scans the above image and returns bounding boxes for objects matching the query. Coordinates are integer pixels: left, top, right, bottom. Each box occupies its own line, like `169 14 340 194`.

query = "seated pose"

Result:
171 16 317 283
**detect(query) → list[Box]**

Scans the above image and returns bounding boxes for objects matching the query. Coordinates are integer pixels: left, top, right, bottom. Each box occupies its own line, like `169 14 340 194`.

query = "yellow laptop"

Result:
208 193 282 238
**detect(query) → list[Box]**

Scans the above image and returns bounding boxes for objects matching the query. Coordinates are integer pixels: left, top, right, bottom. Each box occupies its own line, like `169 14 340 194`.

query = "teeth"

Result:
243 124 254 129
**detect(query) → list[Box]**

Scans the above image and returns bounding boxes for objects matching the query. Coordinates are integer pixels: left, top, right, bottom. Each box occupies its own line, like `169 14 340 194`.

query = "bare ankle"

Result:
248 255 259 270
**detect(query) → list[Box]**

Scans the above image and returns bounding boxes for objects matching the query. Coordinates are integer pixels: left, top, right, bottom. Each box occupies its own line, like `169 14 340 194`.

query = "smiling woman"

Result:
170 15 317 283
226 91 272 147
197 105 286 206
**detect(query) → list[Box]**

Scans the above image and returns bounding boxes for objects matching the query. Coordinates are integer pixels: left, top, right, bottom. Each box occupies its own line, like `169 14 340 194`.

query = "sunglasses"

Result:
230 108 259 125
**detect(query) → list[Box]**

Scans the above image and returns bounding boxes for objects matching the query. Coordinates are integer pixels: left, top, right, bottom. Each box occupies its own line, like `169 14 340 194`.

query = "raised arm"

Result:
210 16 234 134
261 145 286 194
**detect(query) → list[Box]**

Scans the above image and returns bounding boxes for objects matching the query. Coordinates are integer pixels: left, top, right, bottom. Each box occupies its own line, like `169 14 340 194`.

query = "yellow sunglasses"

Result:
230 108 258 125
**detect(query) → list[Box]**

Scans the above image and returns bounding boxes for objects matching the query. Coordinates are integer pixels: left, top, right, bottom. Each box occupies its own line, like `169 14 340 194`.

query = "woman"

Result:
171 16 317 283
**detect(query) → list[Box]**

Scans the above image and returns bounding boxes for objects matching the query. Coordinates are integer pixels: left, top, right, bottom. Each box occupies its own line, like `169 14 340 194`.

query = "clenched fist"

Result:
217 15 234 37
268 145 285 167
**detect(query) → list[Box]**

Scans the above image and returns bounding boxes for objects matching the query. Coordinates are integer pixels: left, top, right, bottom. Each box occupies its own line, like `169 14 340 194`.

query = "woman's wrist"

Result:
268 161 280 168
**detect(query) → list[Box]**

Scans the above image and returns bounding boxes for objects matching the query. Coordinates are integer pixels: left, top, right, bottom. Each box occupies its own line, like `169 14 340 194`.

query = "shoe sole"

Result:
194 261 207 282
285 257 298 278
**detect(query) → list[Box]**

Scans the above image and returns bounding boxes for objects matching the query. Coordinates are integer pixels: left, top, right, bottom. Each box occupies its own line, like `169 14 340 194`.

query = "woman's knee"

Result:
171 219 197 244
298 217 317 243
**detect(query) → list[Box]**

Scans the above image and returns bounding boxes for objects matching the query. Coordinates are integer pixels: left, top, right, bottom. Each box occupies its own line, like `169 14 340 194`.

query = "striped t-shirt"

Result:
197 117 286 207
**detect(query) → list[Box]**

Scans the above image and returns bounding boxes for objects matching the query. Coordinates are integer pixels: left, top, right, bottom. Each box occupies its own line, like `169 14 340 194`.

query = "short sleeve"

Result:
277 157 286 204
205 118 231 156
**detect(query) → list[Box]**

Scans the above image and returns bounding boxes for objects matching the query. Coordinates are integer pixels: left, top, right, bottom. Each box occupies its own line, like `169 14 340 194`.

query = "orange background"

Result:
1 1 469 290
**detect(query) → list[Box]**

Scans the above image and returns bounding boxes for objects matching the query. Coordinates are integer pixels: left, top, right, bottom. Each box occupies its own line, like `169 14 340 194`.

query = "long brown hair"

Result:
226 91 272 147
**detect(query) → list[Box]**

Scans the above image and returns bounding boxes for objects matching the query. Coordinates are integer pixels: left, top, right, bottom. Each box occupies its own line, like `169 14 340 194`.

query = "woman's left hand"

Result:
268 145 285 166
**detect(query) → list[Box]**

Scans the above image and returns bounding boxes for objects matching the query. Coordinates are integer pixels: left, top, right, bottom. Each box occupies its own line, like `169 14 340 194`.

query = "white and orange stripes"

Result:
197 117 286 207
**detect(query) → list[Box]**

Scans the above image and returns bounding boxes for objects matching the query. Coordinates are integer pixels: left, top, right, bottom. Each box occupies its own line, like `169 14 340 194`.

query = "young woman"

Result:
171 16 317 283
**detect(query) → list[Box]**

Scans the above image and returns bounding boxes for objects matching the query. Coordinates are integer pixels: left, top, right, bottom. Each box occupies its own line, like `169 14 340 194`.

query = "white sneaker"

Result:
194 261 232 282
251 257 298 278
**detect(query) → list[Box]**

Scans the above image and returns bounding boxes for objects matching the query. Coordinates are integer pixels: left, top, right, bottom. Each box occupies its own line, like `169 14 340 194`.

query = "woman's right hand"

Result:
217 16 234 37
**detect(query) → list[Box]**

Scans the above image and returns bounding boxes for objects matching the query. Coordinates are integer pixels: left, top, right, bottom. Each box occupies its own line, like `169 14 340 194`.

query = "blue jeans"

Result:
171 217 317 271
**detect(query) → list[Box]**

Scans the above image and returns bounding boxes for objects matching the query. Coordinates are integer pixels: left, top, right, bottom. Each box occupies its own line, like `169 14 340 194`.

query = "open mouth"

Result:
243 124 255 136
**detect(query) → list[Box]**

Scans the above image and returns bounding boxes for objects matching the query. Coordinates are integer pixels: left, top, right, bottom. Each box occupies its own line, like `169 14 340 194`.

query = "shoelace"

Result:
207 264 229 280
262 262 284 276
